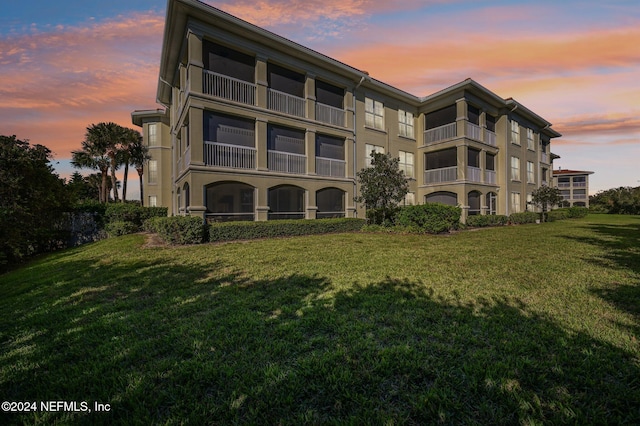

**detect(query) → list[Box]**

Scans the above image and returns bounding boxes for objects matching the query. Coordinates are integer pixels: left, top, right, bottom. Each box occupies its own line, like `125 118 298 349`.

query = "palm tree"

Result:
120 128 143 203
127 132 150 205
71 132 110 203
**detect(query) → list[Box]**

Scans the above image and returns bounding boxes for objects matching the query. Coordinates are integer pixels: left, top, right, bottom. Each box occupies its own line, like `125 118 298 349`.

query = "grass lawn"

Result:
1 214 639 424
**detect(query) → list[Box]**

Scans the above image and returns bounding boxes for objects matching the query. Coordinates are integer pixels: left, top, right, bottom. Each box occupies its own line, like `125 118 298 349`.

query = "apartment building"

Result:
553 169 594 207
132 0 561 222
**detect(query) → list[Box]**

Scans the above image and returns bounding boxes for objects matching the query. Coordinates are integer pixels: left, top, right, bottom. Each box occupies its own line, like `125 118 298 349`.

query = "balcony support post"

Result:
189 106 204 166
306 129 316 175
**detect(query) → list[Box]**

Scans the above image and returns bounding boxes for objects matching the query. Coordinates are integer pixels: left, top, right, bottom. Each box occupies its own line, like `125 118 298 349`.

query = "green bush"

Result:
105 221 139 237
105 203 168 229
567 206 588 218
395 203 461 234
145 216 207 245
365 207 400 226
466 214 509 228
547 209 569 222
209 218 366 242
508 211 539 224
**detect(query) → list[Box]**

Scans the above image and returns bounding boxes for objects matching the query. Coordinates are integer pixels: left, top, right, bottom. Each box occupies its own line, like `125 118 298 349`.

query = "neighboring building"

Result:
132 0 561 221
553 168 594 207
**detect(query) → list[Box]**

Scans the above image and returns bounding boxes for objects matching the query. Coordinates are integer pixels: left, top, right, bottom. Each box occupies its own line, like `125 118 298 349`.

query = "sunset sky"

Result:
2 0 639 198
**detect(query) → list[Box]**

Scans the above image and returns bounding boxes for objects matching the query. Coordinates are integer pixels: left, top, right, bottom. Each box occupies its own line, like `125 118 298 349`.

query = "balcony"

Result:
573 181 587 187
425 123 457 144
485 170 497 184
204 141 256 169
203 70 256 105
466 122 482 141
268 89 305 117
484 129 497 147
268 150 306 174
541 152 549 163
316 157 346 177
573 194 587 200
467 166 482 182
558 182 571 188
316 103 345 127
424 166 457 184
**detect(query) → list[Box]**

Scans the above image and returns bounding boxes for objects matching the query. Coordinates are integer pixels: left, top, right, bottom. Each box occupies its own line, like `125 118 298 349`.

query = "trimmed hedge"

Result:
508 211 539 225
105 203 167 228
105 221 139 237
209 218 366 242
567 206 589 218
395 203 461 234
466 214 509 228
144 216 207 245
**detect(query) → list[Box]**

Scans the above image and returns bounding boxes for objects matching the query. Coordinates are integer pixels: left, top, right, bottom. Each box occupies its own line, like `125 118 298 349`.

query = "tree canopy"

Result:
355 151 409 224
531 185 563 222
0 135 70 269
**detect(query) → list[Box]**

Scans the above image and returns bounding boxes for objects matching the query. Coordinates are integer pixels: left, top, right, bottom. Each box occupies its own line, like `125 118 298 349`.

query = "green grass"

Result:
1 214 639 425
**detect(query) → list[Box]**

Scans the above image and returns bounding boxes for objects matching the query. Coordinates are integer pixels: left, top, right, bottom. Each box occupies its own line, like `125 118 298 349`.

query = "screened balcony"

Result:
425 123 457 143
425 166 457 183
316 80 345 127
267 63 305 117
269 185 305 220
204 113 256 169
202 41 256 106
206 182 255 222
268 126 306 174
316 134 345 177
467 166 482 182
317 188 345 218
485 170 497 184
424 148 457 184
268 89 305 117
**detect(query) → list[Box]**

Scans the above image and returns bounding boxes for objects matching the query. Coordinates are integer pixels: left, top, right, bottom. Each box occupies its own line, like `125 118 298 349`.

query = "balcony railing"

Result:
573 194 587 199
268 89 305 117
425 123 457 144
467 166 482 182
203 70 256 105
268 150 306 174
316 157 346 177
466 122 482 141
484 129 497 146
541 152 549 163
316 103 345 127
573 181 587 187
204 141 256 169
485 170 497 184
424 166 457 184
558 182 571 188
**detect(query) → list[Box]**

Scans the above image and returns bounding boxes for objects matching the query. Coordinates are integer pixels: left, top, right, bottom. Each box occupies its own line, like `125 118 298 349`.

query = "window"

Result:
365 144 385 167
398 110 414 138
468 191 481 215
148 123 158 147
527 161 535 183
468 148 480 168
268 185 305 220
398 151 414 178
486 192 497 215
527 129 535 151
511 192 521 213
148 195 157 207
486 153 495 171
426 148 457 170
527 193 533 211
365 97 384 130
148 160 158 184
511 156 520 181
486 115 496 132
511 120 520 145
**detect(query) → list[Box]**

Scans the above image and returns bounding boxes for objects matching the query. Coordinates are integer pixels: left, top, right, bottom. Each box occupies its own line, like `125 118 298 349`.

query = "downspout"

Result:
506 103 518 215
352 75 367 217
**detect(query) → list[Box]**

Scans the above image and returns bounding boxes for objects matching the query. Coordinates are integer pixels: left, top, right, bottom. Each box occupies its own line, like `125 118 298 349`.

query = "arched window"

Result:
468 191 481 216
486 192 497 215
206 182 254 222
269 185 305 220
317 188 345 218
425 191 457 206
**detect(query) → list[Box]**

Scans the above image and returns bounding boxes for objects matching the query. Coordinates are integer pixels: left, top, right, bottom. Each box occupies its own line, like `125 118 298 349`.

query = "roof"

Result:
553 169 595 176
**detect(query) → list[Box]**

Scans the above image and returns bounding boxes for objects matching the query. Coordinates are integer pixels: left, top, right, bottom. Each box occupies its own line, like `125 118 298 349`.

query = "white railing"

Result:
268 150 306 174
424 166 457 184
203 70 256 105
541 152 549 163
424 123 457 143
573 194 587 199
573 181 587 187
466 122 482 141
467 166 482 182
268 89 305 117
316 103 345 127
316 157 346 177
205 141 256 169
485 170 497 184
558 182 571 188
484 129 497 146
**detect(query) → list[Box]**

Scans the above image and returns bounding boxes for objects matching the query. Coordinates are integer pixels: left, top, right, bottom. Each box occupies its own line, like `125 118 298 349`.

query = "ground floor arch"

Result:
206 181 255 222
316 187 345 218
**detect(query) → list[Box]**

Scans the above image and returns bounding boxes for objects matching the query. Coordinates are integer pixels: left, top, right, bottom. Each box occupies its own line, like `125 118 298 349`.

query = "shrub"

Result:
105 221 139 237
395 203 461 234
466 215 509 228
365 207 400 226
547 209 570 222
567 206 588 218
145 216 207 245
209 218 365 242
508 211 539 225
105 204 168 230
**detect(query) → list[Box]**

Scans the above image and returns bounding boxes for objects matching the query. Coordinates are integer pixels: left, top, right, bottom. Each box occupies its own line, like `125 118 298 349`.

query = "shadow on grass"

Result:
1 253 639 424
561 220 640 328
